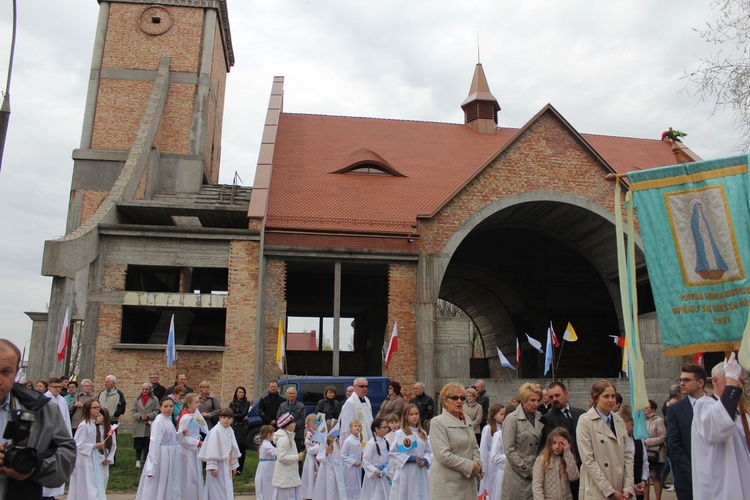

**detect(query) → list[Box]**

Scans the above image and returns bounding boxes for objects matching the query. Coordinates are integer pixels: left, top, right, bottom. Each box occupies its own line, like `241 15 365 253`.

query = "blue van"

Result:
245 376 390 450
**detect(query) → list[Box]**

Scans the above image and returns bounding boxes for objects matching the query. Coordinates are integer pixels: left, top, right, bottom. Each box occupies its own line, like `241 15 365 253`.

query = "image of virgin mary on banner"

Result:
628 154 750 355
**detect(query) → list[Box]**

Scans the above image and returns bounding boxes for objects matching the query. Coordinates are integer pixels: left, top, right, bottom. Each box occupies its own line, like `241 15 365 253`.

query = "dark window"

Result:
125 266 180 292
120 306 226 346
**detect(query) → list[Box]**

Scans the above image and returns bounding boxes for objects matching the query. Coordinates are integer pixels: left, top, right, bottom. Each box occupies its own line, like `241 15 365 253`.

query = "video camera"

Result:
2 409 38 475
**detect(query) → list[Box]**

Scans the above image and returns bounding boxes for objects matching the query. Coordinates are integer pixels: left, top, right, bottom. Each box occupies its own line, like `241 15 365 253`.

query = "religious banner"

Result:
628 154 750 355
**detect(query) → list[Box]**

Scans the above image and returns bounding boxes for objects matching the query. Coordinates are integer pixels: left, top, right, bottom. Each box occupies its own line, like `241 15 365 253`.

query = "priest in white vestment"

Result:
691 353 750 499
43 378 73 498
338 377 374 443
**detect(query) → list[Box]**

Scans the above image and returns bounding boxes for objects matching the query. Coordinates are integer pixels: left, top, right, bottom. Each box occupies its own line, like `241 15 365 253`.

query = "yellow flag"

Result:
276 318 285 371
563 322 578 342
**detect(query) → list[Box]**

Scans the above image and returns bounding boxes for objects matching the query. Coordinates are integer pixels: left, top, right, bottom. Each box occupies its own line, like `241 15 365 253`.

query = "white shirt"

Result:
691 393 750 498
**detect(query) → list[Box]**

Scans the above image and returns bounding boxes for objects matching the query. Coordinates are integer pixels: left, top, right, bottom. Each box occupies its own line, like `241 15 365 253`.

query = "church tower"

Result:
36 0 234 379
461 63 500 134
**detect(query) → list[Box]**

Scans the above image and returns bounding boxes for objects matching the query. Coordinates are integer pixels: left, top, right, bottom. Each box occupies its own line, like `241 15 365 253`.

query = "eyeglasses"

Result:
357 385 368 388
678 377 697 384
446 395 467 401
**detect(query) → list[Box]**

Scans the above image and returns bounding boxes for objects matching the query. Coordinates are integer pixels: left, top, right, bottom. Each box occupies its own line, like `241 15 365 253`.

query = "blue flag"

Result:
166 314 176 367
628 154 750 355
496 347 516 370
544 328 553 375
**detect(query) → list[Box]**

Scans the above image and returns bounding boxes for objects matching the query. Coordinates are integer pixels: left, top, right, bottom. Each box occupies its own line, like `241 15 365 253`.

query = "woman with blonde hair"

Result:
428 382 481 500
502 383 544 499
577 380 634 500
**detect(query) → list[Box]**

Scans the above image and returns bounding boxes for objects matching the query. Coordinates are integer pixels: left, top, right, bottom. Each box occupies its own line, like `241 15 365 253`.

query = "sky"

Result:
0 1 743 355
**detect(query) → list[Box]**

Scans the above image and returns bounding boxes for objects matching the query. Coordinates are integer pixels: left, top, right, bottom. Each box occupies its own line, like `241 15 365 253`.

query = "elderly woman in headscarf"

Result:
429 382 482 500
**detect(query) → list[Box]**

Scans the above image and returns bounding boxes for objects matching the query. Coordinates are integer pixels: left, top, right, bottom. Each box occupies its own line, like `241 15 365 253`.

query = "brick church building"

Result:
29 0 696 413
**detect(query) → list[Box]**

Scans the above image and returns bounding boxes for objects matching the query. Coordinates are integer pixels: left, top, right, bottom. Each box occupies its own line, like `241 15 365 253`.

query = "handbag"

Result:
646 448 660 465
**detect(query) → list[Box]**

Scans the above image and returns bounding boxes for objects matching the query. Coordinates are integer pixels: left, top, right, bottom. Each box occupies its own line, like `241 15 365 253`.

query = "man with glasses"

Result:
339 377 374 442
665 363 707 500
0 339 76 499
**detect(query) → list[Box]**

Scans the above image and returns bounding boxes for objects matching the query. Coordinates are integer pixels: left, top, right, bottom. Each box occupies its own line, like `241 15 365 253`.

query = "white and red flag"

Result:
384 322 398 367
57 307 70 362
609 335 626 348
548 321 560 348
516 337 520 367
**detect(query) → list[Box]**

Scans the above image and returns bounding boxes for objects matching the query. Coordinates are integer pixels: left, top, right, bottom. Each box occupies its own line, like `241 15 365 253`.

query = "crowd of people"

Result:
3 333 748 499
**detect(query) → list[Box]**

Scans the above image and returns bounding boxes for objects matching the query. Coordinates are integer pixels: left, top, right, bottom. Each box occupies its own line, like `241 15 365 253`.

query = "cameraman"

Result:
0 339 76 498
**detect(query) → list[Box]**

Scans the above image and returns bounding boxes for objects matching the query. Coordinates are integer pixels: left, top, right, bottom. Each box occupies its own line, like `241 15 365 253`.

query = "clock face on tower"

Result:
139 6 173 36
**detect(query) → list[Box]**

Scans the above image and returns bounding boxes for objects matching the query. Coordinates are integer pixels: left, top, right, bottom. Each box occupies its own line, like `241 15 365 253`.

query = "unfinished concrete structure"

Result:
30 0 700 418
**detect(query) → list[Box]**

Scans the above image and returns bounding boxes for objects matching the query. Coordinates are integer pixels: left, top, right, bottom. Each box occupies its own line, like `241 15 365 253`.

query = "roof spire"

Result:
477 33 481 64
461 63 500 134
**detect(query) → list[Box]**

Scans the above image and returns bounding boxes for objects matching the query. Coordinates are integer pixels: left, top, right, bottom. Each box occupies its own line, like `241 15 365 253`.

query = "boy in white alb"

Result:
199 408 241 500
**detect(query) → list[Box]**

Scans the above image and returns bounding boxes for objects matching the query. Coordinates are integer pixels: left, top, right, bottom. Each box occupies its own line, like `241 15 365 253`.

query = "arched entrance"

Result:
434 192 655 379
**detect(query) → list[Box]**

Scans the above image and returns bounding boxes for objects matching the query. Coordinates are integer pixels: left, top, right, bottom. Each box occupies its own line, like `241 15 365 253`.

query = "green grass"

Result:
107 433 258 494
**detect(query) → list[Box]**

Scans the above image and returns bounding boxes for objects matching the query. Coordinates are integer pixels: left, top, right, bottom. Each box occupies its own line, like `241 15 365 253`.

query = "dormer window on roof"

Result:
348 163 391 175
331 148 406 177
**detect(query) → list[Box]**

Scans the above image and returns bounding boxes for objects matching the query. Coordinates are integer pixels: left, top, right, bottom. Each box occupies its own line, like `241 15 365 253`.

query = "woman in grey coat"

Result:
502 382 544 500
429 382 482 500
131 382 159 467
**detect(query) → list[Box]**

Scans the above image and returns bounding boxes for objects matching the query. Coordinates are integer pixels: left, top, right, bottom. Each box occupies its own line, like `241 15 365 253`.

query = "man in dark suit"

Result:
665 364 707 500
540 381 585 498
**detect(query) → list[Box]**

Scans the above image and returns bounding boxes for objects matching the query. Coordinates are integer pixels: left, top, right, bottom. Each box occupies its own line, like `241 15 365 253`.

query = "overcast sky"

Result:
0 1 742 356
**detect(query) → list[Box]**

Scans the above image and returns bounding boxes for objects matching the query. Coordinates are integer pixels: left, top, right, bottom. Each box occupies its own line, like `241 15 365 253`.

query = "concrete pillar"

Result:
24 312 48 382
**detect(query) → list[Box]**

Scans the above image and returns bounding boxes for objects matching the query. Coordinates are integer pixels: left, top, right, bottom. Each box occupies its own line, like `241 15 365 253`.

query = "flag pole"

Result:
556 340 566 372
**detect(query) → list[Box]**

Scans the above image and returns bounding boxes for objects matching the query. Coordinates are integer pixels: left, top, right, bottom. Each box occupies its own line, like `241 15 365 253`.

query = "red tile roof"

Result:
266 111 681 234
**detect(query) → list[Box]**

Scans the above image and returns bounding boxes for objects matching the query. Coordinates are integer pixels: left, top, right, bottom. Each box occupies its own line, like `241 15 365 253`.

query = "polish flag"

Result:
694 352 704 366
57 307 70 362
516 337 521 367
609 335 625 348
384 322 398 367
549 322 560 348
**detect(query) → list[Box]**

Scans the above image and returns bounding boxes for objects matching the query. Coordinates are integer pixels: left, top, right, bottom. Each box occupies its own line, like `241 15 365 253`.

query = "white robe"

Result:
311 443 330 500
490 428 507 499
178 412 207 500
255 439 278 500
478 425 496 498
301 429 321 499
691 394 750 499
339 394 373 443
66 420 106 500
198 423 240 500
388 427 432 500
361 436 391 500
42 391 73 497
97 423 117 491
341 433 363 499
136 414 182 499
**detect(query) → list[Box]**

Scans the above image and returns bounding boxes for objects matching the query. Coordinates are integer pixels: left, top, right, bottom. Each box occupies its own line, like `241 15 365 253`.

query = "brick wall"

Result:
386 262 418 399
263 259 287 378
421 112 626 253
80 190 109 225
224 240 260 402
102 4 202 73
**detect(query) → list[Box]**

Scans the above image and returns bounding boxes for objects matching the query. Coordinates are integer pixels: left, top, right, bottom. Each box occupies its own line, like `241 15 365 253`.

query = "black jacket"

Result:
257 392 285 426
315 397 341 421
540 405 585 464
409 393 434 422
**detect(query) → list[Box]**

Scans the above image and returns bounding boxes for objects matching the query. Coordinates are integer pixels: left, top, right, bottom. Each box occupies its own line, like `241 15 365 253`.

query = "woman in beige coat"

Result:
502 382 544 500
429 382 482 500
131 382 159 467
576 380 634 500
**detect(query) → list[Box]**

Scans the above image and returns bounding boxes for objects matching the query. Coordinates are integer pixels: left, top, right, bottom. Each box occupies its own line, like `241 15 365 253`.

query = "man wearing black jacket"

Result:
257 380 284 427
409 382 434 423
